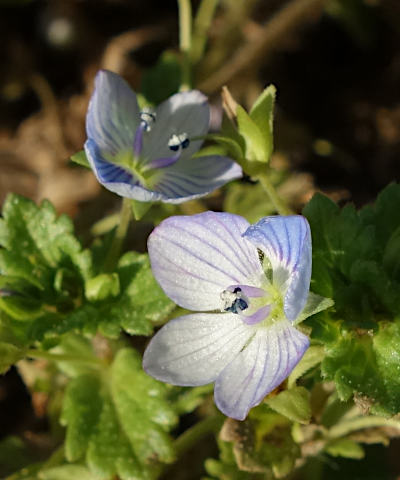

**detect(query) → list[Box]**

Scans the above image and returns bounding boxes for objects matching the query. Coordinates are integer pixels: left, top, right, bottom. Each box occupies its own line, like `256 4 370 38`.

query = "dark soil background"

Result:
0 0 400 478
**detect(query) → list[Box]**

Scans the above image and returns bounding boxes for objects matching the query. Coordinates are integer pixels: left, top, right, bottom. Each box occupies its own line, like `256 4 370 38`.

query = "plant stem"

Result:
104 197 132 272
257 169 293 215
26 349 103 367
191 0 219 64
174 415 224 457
177 0 193 90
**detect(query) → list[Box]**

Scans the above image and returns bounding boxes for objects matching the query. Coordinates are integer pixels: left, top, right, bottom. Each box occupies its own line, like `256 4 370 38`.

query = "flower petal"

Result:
147 212 263 311
214 320 309 420
85 139 163 202
143 313 254 386
141 90 209 162
243 216 311 322
153 155 242 204
86 70 140 154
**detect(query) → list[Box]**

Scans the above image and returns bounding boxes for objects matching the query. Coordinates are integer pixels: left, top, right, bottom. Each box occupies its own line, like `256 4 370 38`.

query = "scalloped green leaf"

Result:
265 387 311 424
61 348 177 480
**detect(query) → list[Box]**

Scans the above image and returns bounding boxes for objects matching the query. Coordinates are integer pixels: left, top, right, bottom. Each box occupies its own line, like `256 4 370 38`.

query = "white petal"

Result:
243 216 311 322
86 70 140 154
141 90 209 161
214 319 309 420
154 155 242 203
143 313 255 386
148 212 263 311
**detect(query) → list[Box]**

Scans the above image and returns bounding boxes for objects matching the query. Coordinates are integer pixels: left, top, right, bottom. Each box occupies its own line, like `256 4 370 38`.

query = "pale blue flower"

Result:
143 212 319 420
85 70 242 203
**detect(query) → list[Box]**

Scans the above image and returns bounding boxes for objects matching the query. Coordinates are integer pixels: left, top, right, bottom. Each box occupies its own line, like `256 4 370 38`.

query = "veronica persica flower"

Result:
143 212 319 420
84 70 242 203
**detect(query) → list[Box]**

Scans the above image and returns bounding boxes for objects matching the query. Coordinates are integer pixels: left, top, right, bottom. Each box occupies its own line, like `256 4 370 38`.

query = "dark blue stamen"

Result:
181 138 190 149
169 144 180 152
224 297 248 314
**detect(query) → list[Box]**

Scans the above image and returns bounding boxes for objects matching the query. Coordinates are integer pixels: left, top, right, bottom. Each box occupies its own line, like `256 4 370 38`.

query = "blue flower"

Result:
85 70 242 203
143 212 330 420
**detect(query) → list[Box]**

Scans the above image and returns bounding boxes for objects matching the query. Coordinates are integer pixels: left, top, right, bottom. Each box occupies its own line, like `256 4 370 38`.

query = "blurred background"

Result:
1 0 400 478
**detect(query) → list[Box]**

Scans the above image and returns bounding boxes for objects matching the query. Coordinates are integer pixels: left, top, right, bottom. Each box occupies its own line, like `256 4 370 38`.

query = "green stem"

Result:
191 0 219 64
177 0 193 90
26 349 103 367
103 197 132 272
256 169 293 215
174 415 224 457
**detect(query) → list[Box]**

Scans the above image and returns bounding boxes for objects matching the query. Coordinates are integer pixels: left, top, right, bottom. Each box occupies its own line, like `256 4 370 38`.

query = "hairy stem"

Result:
177 0 193 89
103 197 132 272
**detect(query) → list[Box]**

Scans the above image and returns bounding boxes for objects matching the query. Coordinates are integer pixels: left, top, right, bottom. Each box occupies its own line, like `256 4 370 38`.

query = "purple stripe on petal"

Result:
243 216 312 322
143 312 254 387
148 212 263 311
86 70 140 154
214 319 309 420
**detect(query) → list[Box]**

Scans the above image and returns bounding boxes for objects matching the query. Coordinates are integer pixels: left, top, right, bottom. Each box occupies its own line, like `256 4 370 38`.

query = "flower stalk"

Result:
104 197 132 272
256 169 293 216
177 0 193 90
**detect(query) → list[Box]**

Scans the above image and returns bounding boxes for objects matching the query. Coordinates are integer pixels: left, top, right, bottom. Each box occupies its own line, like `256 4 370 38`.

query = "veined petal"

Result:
86 70 140 154
85 139 163 202
214 319 309 420
141 90 209 161
243 216 311 322
143 313 255 386
153 155 242 204
147 212 263 311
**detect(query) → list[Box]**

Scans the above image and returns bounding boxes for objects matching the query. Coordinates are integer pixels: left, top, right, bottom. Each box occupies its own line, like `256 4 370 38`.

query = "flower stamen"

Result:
168 133 190 152
140 108 156 132
220 287 248 314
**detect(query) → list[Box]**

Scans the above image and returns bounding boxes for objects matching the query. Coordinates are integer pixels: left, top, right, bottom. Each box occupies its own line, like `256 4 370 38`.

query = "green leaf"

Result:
141 51 181 105
102 252 175 337
325 438 364 459
206 134 245 162
249 84 276 160
236 105 268 162
40 465 96 480
61 348 177 480
295 292 334 324
224 181 276 224
70 150 90 169
288 346 325 388
0 194 97 346
320 321 400 415
373 320 400 414
85 273 120 302
0 341 24 373
383 225 400 280
0 195 91 291
130 199 152 221
61 375 103 462
265 387 311 424
29 251 174 342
